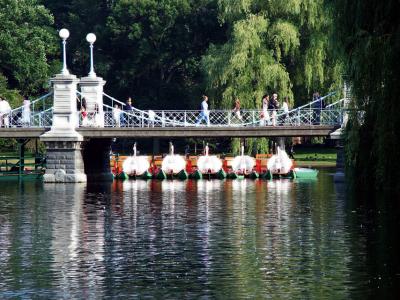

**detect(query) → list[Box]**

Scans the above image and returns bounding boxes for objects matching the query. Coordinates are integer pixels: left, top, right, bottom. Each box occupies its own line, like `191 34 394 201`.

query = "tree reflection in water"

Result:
0 172 390 298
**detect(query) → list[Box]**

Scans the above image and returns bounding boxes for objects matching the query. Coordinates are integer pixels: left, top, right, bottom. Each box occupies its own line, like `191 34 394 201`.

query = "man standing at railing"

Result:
196 95 210 126
0 96 11 127
312 92 325 125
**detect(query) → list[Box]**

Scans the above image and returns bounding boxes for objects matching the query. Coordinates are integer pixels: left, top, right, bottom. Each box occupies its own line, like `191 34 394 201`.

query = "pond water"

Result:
0 169 398 298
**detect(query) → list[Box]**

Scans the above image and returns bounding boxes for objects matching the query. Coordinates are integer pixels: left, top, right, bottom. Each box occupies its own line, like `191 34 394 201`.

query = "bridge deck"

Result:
0 125 338 139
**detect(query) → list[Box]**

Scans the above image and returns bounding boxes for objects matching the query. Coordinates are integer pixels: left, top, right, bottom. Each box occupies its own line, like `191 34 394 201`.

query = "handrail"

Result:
9 92 53 114
291 91 336 111
100 103 344 127
325 98 345 108
103 92 127 108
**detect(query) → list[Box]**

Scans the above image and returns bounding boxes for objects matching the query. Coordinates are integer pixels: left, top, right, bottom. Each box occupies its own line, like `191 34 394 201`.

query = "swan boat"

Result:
263 147 318 179
191 144 226 179
228 145 257 179
120 143 152 179
156 143 188 180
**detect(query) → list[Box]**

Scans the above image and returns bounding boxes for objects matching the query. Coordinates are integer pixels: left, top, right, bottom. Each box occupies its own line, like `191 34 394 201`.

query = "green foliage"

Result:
103 0 225 109
43 0 223 110
203 0 342 151
0 0 346 156
0 0 57 95
333 0 400 197
203 0 342 109
0 74 22 108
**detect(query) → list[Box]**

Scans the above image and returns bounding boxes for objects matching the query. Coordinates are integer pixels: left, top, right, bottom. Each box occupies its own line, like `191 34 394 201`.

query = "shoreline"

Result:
294 160 336 168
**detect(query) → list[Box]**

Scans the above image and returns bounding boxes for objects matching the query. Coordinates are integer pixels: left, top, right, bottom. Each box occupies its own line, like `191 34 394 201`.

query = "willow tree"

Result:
332 0 400 198
202 0 342 154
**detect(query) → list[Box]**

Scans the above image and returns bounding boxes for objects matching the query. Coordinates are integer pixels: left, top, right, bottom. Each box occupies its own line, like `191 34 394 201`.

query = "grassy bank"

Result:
1 147 338 169
0 151 41 170
292 147 337 167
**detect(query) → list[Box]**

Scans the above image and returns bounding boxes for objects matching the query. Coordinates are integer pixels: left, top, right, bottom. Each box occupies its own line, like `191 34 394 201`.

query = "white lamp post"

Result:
86 33 97 77
59 28 70 75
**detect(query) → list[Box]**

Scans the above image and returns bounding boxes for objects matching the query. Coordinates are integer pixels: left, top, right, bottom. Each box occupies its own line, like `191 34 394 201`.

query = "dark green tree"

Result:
105 0 225 109
332 0 400 198
0 0 57 101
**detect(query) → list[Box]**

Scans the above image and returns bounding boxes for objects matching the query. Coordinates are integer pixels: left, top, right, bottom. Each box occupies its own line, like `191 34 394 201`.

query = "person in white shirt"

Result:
261 94 270 125
113 104 121 127
282 96 289 125
93 103 104 127
22 96 31 126
196 95 209 126
0 96 12 127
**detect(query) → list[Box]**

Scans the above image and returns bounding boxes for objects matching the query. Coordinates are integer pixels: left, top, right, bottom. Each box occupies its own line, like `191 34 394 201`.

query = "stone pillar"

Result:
82 138 114 182
43 141 86 182
79 76 106 127
40 74 87 183
47 73 80 133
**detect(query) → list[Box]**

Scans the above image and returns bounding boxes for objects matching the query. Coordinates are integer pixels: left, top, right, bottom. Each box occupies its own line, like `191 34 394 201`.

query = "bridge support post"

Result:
79 76 106 127
82 138 114 182
40 73 87 183
152 138 160 156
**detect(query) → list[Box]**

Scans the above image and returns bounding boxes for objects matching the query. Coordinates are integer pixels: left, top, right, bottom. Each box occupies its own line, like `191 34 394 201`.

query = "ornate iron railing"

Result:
78 105 344 128
1 91 348 129
5 92 53 128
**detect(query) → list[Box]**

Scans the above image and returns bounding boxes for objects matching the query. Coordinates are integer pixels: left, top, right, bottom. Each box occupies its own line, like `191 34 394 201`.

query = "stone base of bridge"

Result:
82 138 114 182
42 140 87 183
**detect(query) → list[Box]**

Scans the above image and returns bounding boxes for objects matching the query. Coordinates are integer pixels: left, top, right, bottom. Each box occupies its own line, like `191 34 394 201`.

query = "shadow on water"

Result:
0 169 398 298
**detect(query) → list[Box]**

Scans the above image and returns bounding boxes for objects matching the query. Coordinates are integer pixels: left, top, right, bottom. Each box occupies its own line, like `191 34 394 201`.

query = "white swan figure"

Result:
161 143 186 174
122 143 150 176
232 145 255 173
267 146 293 174
197 144 223 174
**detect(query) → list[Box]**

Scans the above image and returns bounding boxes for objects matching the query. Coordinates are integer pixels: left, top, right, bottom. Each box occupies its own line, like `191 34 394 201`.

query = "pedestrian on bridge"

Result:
0 96 11 127
123 97 134 126
196 95 209 126
21 96 31 126
312 92 324 124
113 104 122 127
233 98 242 120
261 94 270 125
270 93 279 126
80 97 88 126
281 97 289 125
93 103 104 127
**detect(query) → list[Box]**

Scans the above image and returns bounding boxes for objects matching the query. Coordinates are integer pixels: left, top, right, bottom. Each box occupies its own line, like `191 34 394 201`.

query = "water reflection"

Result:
0 172 391 298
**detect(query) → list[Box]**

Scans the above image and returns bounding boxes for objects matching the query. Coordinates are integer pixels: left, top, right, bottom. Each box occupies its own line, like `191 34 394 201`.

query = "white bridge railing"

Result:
78 106 344 128
0 91 347 128
2 93 54 128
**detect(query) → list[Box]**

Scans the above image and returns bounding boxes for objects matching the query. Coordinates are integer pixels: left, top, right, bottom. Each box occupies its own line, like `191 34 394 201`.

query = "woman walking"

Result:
262 94 270 125
233 98 242 120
